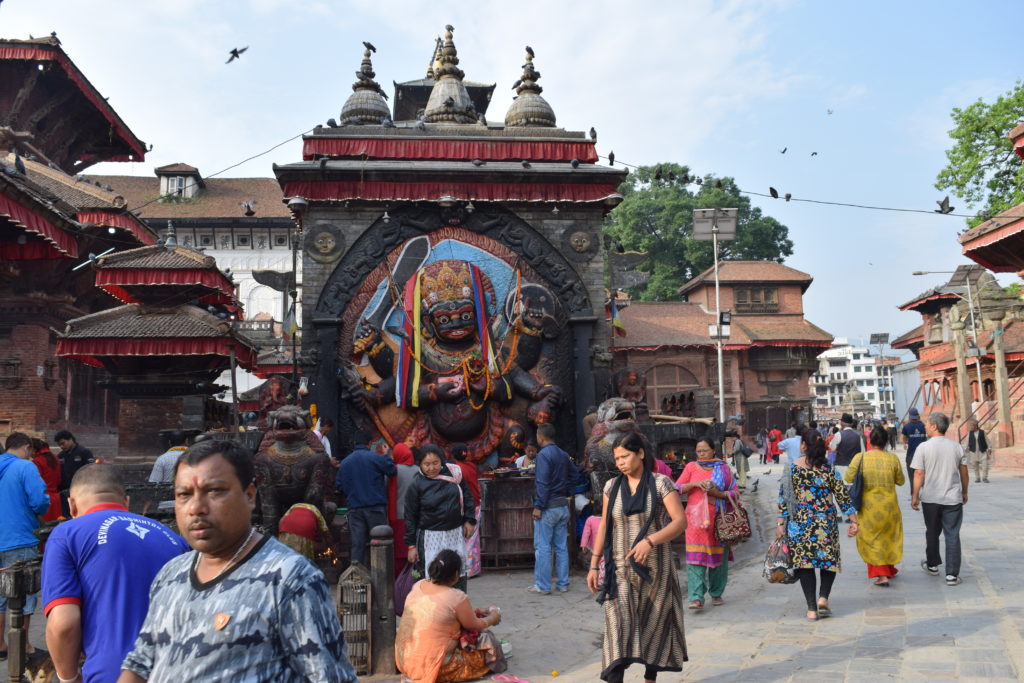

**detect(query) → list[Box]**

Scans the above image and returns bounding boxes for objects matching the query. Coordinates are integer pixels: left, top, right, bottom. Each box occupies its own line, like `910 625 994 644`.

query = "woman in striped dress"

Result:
587 432 687 683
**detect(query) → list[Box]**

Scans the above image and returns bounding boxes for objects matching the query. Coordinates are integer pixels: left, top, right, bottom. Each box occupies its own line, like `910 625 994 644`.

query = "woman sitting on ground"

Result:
396 549 503 683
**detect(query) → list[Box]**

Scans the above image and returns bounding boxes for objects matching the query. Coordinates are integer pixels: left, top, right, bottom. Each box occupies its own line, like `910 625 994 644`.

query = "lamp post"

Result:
287 196 308 389
694 208 738 422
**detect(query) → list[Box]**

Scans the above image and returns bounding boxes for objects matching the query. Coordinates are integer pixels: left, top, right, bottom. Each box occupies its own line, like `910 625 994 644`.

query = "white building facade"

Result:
810 337 900 419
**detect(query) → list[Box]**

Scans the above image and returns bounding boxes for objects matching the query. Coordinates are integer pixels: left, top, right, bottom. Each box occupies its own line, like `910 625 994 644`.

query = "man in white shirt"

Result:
313 417 335 466
910 412 968 586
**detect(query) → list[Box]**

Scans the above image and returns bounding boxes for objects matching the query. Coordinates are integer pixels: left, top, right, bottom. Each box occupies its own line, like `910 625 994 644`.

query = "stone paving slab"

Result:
5 456 1024 682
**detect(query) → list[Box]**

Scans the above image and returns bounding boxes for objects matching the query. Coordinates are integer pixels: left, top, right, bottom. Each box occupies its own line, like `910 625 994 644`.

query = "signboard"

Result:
869 333 889 345
692 208 738 242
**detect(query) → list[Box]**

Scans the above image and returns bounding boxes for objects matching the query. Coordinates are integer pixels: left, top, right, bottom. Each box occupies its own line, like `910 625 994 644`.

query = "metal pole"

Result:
368 525 396 675
966 278 984 395
712 214 725 422
230 347 240 434
291 225 299 387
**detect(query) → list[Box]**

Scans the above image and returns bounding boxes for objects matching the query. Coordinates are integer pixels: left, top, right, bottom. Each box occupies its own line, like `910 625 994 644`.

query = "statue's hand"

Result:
434 381 464 402
534 384 562 405
353 387 382 411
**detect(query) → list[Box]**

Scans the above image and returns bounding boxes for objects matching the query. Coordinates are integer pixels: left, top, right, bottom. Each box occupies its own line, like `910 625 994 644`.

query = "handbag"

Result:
762 535 798 584
715 495 751 544
394 563 417 616
848 455 865 511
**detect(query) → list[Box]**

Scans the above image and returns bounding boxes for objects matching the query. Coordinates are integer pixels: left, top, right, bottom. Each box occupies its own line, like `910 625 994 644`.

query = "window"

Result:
647 364 700 408
865 379 874 386
853 353 861 360
866 393 874 400
734 287 779 313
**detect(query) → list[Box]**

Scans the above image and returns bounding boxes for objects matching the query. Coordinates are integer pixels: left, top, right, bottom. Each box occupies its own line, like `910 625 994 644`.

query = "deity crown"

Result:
419 260 473 307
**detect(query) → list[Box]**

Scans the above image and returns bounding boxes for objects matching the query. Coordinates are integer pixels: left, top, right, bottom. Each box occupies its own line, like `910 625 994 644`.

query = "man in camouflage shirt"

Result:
118 440 356 683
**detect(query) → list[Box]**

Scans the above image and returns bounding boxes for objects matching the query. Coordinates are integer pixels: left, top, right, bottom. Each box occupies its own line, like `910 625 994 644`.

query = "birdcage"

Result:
337 562 372 674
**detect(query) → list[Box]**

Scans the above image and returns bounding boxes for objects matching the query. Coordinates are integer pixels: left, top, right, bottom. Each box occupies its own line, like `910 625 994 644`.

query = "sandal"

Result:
806 610 819 621
816 600 832 618
711 596 724 606
873 578 890 587
688 599 704 610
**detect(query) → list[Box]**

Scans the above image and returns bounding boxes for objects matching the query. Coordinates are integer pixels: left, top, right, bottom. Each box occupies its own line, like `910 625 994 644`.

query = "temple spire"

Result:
423 25 476 124
164 220 177 248
340 43 390 125
505 46 556 127
425 36 442 79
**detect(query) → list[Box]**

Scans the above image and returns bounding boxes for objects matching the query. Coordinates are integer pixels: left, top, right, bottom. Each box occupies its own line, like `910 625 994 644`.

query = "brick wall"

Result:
117 396 185 463
0 323 64 434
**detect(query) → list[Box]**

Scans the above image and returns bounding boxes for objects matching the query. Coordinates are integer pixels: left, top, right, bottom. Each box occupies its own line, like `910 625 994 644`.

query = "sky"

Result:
4 0 1022 352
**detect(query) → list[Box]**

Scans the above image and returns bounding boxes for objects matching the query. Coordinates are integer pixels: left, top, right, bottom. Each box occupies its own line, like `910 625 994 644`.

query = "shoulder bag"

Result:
715 495 751 544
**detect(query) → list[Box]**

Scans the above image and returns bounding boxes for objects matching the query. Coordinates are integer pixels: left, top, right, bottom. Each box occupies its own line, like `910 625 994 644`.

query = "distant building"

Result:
809 338 901 419
612 260 833 434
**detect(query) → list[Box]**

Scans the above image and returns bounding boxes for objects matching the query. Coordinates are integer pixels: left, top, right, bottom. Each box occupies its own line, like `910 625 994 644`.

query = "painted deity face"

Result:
313 231 336 254
426 300 477 344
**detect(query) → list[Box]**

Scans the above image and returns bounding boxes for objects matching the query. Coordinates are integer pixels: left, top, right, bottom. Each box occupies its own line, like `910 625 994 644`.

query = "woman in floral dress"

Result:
777 428 858 621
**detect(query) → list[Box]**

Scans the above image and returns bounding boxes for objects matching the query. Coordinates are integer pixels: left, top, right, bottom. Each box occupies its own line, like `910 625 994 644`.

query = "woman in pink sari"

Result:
676 437 738 609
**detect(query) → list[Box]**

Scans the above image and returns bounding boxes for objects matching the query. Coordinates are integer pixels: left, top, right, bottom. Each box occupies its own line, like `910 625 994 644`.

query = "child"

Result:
579 498 605 584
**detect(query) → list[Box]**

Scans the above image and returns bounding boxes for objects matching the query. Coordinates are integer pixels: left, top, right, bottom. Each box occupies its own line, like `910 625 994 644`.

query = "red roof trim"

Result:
252 363 295 379
78 210 156 245
94 268 235 301
614 339 831 352
0 192 77 257
0 46 146 162
56 337 256 368
302 137 599 163
898 293 959 312
282 180 620 203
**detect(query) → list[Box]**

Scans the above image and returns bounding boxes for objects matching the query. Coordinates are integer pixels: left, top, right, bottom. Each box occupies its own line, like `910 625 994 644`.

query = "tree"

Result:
603 163 794 301
935 81 1024 228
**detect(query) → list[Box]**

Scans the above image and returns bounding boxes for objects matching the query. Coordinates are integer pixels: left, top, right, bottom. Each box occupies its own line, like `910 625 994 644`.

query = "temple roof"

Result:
958 201 1024 273
339 46 390 126
505 47 556 128
891 324 924 350
678 261 814 296
610 302 832 350
155 163 200 174
96 243 215 269
60 303 235 338
0 35 147 172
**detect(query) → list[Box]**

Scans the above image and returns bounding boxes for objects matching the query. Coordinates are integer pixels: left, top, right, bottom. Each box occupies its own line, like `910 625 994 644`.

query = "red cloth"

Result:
393 443 414 466
278 506 319 541
654 458 672 477
302 137 599 163
455 461 480 506
281 180 621 204
867 564 899 579
32 452 62 521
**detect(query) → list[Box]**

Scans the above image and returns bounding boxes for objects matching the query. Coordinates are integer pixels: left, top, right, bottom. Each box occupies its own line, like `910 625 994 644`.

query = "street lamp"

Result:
694 208 738 422
912 269 984 393
287 196 308 388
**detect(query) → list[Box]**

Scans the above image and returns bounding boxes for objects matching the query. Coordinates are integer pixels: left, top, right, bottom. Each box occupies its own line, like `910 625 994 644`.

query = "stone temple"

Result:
273 27 626 461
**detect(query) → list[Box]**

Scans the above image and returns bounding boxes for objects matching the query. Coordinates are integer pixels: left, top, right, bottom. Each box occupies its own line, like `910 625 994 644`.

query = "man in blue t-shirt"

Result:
901 407 928 480
42 464 188 683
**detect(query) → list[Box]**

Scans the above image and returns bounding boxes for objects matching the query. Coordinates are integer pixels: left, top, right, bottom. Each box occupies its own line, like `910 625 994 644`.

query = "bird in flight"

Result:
363 41 376 53
226 46 248 64
827 109 833 115
769 187 779 199
779 147 787 154
935 196 955 214
811 151 818 157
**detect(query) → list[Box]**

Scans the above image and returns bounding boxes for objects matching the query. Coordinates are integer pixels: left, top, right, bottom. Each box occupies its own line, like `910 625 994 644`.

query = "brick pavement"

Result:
7 455 1023 682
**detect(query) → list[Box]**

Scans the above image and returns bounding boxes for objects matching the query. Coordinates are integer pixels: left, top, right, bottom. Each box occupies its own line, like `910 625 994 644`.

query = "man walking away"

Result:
0 432 50 662
910 412 968 586
829 413 864 475
529 423 576 595
55 430 95 517
335 429 396 566
43 464 189 683
119 439 357 682
314 417 336 466
901 408 927 480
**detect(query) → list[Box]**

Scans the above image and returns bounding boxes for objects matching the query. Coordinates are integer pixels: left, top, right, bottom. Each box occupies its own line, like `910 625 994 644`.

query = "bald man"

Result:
41 465 188 683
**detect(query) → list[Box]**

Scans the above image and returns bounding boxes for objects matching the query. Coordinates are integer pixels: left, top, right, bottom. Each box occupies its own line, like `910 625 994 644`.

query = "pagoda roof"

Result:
391 77 496 122
15 155 156 245
609 302 832 351
678 260 814 296
891 324 924 350
93 243 237 307
0 165 80 259
56 304 257 368
0 35 146 172
958 201 1024 273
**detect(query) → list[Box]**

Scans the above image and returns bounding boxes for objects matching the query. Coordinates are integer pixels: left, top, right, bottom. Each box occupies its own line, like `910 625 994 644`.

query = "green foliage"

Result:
603 163 794 301
935 81 1024 228
1005 282 1022 298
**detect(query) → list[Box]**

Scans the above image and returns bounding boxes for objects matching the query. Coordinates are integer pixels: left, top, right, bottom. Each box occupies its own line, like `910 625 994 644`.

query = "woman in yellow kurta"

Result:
844 425 905 586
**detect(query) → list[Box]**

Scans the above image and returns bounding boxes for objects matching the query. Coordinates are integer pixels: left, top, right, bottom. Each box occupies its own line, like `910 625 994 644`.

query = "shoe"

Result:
556 585 569 593
921 560 939 576
526 585 550 595
0 650 6 662
975 478 981 483
711 596 724 606
983 478 990 483
946 575 962 586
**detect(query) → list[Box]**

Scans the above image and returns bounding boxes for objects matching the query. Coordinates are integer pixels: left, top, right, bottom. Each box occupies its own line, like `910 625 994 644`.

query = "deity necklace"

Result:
194 526 256 580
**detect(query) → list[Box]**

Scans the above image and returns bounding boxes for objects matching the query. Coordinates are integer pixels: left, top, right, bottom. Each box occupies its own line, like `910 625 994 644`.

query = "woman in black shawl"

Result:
586 431 687 683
